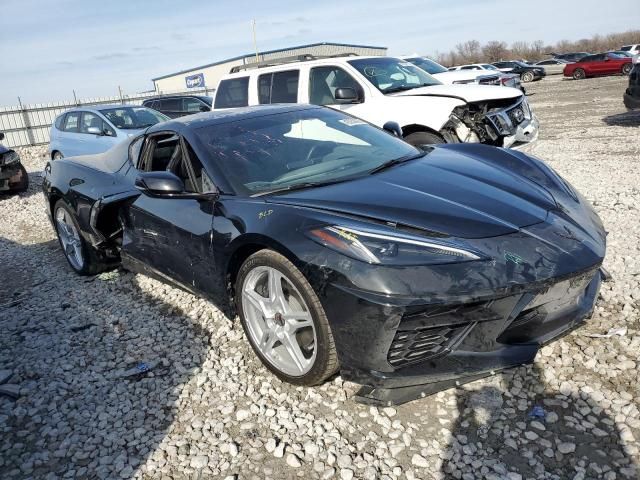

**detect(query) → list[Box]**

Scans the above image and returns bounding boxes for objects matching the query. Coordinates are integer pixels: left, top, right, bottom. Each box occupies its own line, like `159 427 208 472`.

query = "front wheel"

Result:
521 71 535 83
52 151 63 160
622 63 632 75
236 250 339 386
53 199 110 275
573 68 586 80
8 164 28 193
404 131 445 150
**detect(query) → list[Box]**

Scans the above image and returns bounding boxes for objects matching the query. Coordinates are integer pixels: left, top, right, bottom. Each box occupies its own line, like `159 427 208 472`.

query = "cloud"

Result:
91 52 130 62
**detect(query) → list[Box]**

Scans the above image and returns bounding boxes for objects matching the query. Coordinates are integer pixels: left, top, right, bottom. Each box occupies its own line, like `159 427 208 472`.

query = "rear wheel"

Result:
622 63 632 75
404 131 445 150
52 151 63 160
521 71 535 83
236 249 338 386
53 199 110 275
573 68 586 80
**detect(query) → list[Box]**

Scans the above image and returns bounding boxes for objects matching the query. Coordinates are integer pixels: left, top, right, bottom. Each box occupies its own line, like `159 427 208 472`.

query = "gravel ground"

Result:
1 75 639 480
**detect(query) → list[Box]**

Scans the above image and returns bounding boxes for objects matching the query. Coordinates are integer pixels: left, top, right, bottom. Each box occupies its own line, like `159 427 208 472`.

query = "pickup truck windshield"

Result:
348 58 441 94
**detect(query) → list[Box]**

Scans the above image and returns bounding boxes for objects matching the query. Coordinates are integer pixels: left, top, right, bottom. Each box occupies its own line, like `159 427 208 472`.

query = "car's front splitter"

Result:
323 266 603 406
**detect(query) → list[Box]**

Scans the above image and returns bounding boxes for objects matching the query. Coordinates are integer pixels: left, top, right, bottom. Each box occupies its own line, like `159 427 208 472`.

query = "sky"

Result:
1 0 639 106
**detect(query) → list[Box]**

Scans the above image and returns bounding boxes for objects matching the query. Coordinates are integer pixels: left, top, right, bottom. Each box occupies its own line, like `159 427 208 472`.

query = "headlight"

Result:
306 226 482 265
0 151 19 166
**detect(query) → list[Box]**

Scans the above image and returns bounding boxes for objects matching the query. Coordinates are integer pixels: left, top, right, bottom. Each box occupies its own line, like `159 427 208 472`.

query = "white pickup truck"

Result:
213 55 538 149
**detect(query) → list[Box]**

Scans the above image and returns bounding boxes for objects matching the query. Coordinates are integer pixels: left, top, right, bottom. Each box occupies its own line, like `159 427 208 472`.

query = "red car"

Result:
564 52 633 80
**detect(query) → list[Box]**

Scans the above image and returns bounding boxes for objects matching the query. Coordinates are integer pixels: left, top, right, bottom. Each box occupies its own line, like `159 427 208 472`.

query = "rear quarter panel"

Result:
43 159 127 237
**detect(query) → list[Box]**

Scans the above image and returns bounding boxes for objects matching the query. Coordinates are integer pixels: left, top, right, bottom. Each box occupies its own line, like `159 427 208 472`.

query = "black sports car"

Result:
42 105 606 405
492 61 546 83
0 132 28 194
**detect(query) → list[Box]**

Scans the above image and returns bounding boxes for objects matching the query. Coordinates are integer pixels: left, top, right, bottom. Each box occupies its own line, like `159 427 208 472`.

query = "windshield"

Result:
195 108 419 195
405 57 448 75
347 57 441 94
482 64 498 70
99 107 169 130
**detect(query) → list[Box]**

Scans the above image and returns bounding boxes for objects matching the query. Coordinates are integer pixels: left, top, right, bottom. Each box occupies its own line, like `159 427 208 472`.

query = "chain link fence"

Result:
0 87 216 148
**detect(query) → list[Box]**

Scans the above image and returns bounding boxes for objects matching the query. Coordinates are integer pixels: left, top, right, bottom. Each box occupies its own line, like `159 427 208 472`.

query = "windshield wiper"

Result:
368 152 427 175
383 83 436 94
252 179 346 197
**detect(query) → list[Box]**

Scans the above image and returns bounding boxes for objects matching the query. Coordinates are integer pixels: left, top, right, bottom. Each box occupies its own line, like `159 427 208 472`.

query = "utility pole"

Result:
251 19 259 64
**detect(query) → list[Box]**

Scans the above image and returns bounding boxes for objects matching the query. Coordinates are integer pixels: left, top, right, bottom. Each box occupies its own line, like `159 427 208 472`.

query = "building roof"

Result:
151 41 387 81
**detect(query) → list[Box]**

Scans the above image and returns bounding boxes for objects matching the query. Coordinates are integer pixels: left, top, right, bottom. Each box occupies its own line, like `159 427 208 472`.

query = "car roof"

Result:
146 104 322 133
143 95 212 101
221 55 389 79
58 104 147 116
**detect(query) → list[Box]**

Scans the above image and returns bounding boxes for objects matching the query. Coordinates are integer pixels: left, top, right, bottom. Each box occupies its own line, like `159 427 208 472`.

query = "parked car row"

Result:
401 56 524 91
448 62 545 83
48 55 539 160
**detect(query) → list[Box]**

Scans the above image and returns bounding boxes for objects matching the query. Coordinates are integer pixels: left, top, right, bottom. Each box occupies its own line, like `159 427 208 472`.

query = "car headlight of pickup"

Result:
306 226 483 265
0 151 20 166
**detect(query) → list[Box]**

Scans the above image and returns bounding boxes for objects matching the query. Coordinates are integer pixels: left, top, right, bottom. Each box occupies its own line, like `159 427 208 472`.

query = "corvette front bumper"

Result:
322 266 603 405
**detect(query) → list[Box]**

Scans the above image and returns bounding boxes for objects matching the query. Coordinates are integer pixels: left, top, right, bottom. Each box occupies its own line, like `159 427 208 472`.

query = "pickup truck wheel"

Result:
573 68 586 80
53 199 110 276
521 71 535 83
404 131 444 150
236 249 339 386
622 63 632 75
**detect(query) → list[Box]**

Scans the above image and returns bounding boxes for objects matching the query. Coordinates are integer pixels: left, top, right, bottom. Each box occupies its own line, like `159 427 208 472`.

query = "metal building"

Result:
152 42 387 93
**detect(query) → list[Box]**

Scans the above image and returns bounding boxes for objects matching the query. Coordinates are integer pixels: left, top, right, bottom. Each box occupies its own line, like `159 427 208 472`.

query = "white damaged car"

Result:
213 55 539 149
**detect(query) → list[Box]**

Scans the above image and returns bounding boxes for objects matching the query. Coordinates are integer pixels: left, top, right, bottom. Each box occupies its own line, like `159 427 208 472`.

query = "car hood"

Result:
432 70 491 83
116 127 147 137
388 84 522 102
267 145 559 239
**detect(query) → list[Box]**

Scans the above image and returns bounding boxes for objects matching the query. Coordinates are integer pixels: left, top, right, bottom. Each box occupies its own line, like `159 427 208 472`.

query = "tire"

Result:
573 68 586 80
52 151 63 160
521 71 535 83
404 131 445 150
8 164 28 193
235 249 339 386
53 199 110 276
622 63 632 75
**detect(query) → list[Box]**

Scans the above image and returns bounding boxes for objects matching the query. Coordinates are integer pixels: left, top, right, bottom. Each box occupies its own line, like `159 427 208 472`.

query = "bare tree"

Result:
427 30 640 66
482 41 509 62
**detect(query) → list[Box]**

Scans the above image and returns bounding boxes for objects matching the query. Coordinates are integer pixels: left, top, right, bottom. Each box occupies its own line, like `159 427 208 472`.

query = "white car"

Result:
402 56 523 90
448 63 501 72
213 56 538 149
621 44 640 56
533 58 572 75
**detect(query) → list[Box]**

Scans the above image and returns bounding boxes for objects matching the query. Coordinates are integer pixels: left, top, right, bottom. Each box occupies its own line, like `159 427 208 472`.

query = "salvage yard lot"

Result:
1 75 639 479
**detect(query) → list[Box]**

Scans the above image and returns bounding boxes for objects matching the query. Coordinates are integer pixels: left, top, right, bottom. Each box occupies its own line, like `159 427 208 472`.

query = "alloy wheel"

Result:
53 151 63 160
55 207 84 270
241 266 317 376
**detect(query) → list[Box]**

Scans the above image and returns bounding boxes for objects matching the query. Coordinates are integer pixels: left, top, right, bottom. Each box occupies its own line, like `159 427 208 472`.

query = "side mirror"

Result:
0 132 4 141
87 126 102 135
199 105 209 112
383 121 403 137
334 87 359 103
135 171 185 196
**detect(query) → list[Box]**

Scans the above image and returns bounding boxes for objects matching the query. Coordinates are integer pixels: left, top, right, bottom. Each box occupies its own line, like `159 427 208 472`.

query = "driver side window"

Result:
309 66 362 106
139 134 209 193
